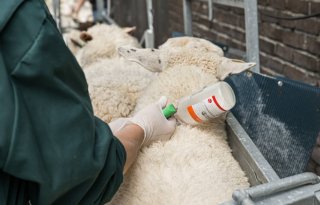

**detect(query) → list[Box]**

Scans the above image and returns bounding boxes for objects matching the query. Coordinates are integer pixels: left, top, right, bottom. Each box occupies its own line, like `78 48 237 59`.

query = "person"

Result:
0 0 176 204
72 0 107 22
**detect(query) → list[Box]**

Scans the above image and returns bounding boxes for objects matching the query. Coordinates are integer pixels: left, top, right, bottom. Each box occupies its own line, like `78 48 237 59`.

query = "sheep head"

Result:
118 37 255 80
77 24 140 67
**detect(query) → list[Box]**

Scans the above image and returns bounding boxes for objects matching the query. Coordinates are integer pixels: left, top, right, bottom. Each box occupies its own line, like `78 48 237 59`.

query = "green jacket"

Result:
0 0 126 204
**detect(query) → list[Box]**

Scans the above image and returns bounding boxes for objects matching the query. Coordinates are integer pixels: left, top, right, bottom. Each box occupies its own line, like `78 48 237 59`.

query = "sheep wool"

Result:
109 37 256 205
84 58 155 122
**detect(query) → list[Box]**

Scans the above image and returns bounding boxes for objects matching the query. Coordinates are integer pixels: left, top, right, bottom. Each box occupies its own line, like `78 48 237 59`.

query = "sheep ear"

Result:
123 26 136 35
217 58 256 80
80 32 93 42
118 46 163 72
69 38 86 48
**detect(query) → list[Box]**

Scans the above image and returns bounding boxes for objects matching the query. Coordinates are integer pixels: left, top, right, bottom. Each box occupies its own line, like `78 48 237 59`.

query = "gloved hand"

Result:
130 96 177 146
109 118 130 134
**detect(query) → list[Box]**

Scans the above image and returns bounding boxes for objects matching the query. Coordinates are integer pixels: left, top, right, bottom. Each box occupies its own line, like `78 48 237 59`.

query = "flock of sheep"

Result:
43 0 320 203
63 23 257 205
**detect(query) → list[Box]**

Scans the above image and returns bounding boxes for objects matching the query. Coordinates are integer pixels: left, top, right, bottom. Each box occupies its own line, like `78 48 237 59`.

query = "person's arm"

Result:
0 0 126 204
110 96 177 172
73 0 86 15
114 124 144 173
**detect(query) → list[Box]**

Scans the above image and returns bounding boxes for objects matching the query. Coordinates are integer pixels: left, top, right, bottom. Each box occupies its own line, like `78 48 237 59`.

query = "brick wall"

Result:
167 0 320 86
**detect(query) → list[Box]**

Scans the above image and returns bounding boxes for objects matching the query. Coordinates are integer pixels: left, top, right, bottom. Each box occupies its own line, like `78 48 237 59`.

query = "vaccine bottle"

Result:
162 81 236 125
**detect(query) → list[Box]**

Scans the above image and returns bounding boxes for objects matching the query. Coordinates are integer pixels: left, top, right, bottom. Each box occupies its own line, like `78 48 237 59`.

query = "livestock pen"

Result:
47 0 320 204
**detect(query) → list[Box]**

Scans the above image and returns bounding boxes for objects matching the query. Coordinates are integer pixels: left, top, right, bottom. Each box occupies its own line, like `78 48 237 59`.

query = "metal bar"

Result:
144 0 154 48
102 0 118 25
231 172 320 204
96 0 104 22
208 0 213 21
107 0 111 18
244 0 260 73
247 172 320 199
211 0 244 8
147 0 154 31
183 0 193 36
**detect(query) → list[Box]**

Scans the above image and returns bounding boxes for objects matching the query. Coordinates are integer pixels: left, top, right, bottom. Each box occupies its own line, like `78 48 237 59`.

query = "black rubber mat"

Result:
226 72 320 178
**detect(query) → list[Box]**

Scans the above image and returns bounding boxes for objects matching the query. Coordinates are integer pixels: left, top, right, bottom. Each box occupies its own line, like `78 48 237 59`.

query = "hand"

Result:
130 96 177 146
109 118 130 133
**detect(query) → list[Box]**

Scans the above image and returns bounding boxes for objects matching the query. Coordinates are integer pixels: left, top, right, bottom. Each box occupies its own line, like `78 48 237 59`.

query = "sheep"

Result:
64 24 154 122
63 29 87 55
83 58 156 122
107 37 255 205
76 24 140 67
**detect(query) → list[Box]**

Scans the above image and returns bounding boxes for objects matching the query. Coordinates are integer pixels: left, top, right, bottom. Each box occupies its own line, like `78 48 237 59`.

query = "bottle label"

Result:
187 96 226 123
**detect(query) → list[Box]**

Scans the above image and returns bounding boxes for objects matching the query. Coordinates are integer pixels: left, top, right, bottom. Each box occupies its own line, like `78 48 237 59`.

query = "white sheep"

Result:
108 37 255 205
63 29 87 55
84 58 155 122
76 24 140 67
65 24 155 122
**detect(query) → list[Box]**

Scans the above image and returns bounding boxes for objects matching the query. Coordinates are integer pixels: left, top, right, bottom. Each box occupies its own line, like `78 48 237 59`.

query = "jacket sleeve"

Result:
0 0 126 204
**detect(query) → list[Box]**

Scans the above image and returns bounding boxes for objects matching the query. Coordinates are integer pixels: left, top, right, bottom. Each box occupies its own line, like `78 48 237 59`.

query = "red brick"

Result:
260 23 284 41
232 7 244 15
193 30 217 42
201 19 246 42
260 53 268 65
258 0 270 6
278 17 297 30
269 0 286 10
274 44 294 62
305 35 320 55
310 1 320 14
284 64 320 87
259 37 276 54
295 18 320 35
193 13 210 28
283 64 307 82
281 30 307 50
212 9 245 29
169 13 183 27
258 7 280 24
261 66 282 76
213 3 232 11
260 55 285 73
285 0 309 14
292 51 319 72
165 0 320 86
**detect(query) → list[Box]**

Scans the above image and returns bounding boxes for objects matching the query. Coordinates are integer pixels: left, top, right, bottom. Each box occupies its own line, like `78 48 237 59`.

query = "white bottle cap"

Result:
217 82 236 111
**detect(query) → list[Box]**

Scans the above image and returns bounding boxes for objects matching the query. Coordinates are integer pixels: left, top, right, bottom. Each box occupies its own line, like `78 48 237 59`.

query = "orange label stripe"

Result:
187 105 202 123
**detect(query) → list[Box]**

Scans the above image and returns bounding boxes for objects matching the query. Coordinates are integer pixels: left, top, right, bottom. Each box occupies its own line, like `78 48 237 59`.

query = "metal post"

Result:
145 0 155 48
103 0 117 25
107 0 111 18
208 0 213 21
183 0 193 36
96 0 104 22
244 0 260 73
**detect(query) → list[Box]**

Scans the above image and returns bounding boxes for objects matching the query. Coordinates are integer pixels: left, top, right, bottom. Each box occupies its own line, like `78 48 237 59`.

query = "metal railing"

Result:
183 0 260 73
